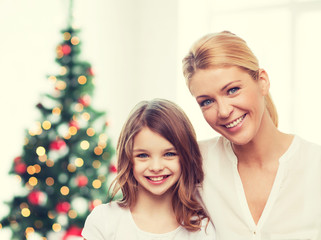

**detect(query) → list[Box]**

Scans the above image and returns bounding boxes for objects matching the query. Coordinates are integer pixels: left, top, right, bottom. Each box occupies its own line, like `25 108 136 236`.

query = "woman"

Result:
182 31 321 240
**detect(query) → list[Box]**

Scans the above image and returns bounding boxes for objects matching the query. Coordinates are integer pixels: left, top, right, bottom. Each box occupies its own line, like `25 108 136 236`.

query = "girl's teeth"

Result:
149 176 165 181
225 115 245 128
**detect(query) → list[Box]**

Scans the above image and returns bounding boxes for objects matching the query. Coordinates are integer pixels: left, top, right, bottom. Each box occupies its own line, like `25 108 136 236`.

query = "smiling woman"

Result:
182 30 321 240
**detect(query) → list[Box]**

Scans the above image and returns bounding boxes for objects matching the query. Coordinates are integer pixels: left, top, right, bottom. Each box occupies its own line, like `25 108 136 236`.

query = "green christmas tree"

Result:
0 17 115 240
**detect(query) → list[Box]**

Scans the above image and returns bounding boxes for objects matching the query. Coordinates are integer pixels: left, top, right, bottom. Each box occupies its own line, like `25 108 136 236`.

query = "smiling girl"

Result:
82 99 215 240
182 31 321 240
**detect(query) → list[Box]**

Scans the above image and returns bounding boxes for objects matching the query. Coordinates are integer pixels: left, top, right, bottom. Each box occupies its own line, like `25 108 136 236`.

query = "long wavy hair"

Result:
110 98 210 231
182 31 278 127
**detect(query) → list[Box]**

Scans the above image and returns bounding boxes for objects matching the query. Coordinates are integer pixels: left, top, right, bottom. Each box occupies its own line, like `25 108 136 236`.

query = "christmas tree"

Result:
0 10 115 240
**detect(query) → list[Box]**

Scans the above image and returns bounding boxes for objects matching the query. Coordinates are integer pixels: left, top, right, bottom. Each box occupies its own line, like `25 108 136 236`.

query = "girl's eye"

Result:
136 153 148 158
164 152 177 157
227 87 239 95
200 99 214 107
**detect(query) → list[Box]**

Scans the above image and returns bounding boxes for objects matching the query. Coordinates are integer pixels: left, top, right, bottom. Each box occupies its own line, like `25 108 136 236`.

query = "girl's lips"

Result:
145 175 170 185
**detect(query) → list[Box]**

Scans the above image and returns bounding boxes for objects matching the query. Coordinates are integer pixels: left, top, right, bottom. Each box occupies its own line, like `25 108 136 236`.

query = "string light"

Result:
68 210 77 219
86 128 95 137
46 159 54 167
34 164 41 173
80 140 90 150
60 186 69 196
27 166 36 175
52 107 61 115
82 112 91 121
71 36 80 45
34 220 43 229
94 146 103 155
92 160 101 169
60 66 68 75
69 126 78 135
42 120 51 130
38 154 47 162
48 211 55 219
52 223 61 232
36 146 46 156
55 80 67 90
74 103 84 112
78 75 87 85
45 177 54 186
92 179 101 189
63 32 71 41
48 76 57 83
75 158 84 167
28 177 38 187
67 163 76 172
21 208 31 217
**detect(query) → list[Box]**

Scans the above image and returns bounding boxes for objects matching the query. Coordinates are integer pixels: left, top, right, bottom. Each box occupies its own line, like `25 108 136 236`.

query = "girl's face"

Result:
189 66 269 145
132 127 181 197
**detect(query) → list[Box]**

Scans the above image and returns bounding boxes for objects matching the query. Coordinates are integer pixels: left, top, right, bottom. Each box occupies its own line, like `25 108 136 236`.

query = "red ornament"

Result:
87 68 94 76
50 139 66 151
56 201 71 213
78 95 91 107
109 164 117 173
69 120 80 130
76 175 88 187
28 190 46 205
14 156 22 163
62 225 82 240
14 162 27 174
61 44 71 55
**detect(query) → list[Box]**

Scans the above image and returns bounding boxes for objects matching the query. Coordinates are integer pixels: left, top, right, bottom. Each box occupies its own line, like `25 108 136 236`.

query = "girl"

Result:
182 31 321 239
82 98 215 239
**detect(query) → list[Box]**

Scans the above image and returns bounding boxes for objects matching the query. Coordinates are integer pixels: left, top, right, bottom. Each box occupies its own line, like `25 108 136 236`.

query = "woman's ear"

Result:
258 68 270 96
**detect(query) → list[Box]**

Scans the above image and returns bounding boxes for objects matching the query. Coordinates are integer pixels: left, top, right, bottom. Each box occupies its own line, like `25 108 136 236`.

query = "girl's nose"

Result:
149 158 164 172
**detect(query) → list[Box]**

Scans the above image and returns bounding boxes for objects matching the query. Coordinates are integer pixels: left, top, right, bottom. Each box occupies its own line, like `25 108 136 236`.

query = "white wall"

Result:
0 0 179 237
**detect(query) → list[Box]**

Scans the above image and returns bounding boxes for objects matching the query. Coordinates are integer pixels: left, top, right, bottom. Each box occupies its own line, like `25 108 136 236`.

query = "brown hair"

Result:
110 98 209 231
182 31 278 127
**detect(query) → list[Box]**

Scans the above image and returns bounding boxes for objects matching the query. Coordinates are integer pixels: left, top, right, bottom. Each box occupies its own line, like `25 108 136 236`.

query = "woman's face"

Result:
189 66 269 145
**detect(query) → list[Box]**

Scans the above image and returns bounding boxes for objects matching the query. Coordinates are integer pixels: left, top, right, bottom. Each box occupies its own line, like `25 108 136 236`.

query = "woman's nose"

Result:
217 99 233 119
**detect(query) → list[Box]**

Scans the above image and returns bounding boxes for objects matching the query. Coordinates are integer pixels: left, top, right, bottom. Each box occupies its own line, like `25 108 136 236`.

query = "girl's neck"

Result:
232 110 293 167
130 187 179 234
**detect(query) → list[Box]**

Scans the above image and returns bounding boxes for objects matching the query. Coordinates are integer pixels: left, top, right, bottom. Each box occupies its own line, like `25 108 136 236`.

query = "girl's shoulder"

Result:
82 202 129 240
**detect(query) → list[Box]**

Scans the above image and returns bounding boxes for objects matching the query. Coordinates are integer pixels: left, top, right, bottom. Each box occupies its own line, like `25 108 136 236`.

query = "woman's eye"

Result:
137 153 148 158
164 152 177 157
227 87 239 95
200 99 213 107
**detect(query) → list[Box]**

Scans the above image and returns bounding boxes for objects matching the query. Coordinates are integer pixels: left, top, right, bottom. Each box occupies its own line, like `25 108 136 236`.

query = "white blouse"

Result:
82 202 216 240
199 135 321 240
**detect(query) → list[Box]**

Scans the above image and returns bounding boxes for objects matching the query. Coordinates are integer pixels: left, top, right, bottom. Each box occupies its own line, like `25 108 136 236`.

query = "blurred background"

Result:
1 0 321 238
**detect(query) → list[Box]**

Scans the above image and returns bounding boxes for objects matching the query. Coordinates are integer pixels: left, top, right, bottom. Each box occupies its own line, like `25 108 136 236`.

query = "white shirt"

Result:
82 202 216 240
199 135 321 240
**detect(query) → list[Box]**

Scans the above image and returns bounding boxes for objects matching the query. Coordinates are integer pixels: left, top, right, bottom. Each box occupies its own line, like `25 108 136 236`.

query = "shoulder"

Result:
198 136 222 152
82 202 128 240
184 220 216 240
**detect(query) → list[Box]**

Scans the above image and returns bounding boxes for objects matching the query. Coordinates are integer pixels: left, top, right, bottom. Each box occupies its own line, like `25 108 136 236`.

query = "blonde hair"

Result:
110 99 210 231
182 31 278 127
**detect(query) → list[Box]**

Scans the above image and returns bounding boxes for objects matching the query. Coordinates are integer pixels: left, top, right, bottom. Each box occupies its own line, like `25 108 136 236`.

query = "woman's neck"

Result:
232 111 293 167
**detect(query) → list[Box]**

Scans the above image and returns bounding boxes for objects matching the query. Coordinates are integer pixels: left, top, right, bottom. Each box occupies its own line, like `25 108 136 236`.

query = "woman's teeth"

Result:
225 115 245 128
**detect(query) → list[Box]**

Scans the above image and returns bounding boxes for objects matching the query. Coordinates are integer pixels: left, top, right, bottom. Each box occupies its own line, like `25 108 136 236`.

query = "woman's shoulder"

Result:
198 136 229 154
